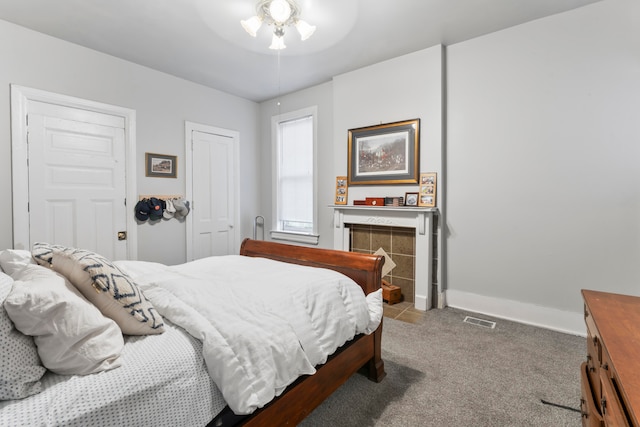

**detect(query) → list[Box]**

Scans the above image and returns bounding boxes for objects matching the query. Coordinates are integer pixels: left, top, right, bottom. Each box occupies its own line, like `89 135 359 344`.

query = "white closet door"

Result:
191 129 236 259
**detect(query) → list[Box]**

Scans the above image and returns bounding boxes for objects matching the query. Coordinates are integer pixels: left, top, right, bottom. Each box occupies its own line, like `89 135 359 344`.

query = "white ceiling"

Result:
0 0 600 102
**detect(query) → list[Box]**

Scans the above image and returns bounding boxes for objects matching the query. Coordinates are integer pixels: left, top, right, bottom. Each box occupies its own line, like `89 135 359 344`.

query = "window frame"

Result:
270 106 319 245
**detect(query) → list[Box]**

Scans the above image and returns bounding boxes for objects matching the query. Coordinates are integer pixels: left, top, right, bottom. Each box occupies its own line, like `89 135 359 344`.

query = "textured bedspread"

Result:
0 321 222 427
116 255 381 415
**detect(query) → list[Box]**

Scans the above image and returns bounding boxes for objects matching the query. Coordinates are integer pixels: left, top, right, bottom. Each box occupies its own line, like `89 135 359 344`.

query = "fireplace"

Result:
332 206 437 310
349 224 416 302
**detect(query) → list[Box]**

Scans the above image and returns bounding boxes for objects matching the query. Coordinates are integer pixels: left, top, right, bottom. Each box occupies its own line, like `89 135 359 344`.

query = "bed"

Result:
0 238 386 426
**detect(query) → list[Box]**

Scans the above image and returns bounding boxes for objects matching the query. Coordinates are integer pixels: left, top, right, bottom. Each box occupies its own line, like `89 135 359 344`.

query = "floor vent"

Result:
463 316 496 329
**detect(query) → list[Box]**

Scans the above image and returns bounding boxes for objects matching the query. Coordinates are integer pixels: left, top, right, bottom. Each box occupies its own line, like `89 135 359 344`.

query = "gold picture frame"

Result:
347 118 420 185
335 176 348 205
418 172 436 207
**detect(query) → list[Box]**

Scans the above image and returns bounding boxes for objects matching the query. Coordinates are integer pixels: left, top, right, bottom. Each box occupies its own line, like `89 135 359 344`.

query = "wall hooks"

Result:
138 194 184 201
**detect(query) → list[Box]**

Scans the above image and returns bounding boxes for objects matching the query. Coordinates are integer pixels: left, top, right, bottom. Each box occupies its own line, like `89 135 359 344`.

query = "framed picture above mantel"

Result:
347 118 420 185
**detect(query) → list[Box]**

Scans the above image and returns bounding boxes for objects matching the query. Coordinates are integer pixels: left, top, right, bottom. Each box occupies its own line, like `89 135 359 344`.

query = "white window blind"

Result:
271 107 318 244
278 115 313 232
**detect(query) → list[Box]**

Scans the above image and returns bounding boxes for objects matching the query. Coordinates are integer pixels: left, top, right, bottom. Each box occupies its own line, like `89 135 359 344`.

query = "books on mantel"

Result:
385 196 404 206
352 197 404 206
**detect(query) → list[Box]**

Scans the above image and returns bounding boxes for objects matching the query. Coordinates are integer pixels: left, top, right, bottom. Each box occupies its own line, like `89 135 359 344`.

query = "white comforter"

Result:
115 255 382 415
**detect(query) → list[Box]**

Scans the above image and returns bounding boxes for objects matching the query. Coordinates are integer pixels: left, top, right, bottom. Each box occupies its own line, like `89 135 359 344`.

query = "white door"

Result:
188 125 238 260
26 100 127 260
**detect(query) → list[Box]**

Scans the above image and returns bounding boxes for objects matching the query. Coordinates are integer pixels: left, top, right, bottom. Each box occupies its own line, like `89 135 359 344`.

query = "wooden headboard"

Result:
239 238 384 296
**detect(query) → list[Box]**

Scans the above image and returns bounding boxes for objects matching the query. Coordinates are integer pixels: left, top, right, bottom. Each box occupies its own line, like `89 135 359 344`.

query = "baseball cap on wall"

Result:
173 199 190 219
148 197 164 221
163 199 176 219
135 200 151 221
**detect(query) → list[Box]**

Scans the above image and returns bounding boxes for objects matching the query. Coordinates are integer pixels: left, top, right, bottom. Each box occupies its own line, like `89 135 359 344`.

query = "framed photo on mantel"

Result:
347 118 420 185
405 192 418 206
418 172 436 207
335 176 348 205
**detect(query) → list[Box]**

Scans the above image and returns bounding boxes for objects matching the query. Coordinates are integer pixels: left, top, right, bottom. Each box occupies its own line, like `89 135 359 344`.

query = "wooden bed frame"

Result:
208 238 386 426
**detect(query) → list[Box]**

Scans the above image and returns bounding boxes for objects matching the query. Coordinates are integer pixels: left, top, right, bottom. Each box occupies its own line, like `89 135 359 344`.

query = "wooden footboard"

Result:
232 238 386 426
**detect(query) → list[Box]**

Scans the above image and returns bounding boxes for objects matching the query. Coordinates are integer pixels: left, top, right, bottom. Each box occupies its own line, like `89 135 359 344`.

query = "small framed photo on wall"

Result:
145 152 177 178
335 176 348 205
418 172 437 207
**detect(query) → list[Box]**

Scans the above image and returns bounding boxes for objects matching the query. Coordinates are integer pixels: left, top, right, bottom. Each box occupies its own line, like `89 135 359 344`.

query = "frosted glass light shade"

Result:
269 34 286 50
295 20 316 40
241 16 262 37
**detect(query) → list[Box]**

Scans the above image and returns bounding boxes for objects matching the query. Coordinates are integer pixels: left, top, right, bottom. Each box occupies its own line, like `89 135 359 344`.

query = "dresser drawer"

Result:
584 305 600 356
586 331 602 400
599 367 630 427
581 362 604 427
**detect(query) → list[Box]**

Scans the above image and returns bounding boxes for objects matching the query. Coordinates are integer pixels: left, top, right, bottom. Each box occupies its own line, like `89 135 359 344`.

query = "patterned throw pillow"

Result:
0 271 46 400
31 242 68 267
51 248 164 335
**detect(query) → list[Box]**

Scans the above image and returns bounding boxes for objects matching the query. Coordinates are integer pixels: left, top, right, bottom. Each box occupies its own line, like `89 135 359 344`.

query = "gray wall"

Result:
445 0 640 332
333 47 444 208
0 19 261 265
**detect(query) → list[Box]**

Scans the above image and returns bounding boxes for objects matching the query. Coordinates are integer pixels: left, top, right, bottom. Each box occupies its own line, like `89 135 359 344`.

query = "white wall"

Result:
0 19 261 264
445 0 640 334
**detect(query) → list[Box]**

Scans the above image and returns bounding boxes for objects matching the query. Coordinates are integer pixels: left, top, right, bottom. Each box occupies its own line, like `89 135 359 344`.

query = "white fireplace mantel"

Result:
331 205 437 311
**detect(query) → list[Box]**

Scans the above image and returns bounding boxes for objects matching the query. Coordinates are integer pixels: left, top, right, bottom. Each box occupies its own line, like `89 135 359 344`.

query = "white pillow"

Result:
4 265 124 376
0 271 46 400
0 249 36 276
52 249 164 336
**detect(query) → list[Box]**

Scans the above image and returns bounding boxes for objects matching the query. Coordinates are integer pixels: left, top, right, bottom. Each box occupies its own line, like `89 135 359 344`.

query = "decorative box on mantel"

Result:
331 205 437 311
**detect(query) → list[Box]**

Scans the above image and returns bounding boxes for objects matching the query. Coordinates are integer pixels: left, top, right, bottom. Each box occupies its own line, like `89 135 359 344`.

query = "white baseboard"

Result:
414 295 428 311
445 289 586 337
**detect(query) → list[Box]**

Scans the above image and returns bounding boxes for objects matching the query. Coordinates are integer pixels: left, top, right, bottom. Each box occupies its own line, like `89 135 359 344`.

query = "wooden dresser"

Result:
581 290 640 427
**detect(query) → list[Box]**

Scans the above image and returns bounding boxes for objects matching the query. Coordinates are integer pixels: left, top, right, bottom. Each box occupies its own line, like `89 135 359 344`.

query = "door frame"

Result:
185 121 240 261
10 85 138 259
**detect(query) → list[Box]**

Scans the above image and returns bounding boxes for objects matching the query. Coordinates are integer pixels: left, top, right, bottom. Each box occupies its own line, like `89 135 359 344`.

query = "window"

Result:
271 106 318 245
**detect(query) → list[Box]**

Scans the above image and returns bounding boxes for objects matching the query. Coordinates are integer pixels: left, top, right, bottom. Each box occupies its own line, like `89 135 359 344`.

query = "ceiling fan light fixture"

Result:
241 16 262 37
241 0 315 49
